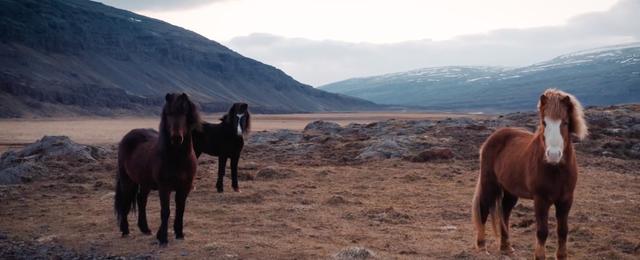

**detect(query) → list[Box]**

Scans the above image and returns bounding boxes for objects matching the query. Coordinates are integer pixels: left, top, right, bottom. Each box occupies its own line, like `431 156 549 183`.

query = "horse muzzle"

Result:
170 135 184 145
545 149 563 164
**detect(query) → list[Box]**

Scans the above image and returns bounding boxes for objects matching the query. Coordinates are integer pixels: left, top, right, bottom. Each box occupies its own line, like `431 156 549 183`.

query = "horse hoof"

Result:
233 187 240 192
141 230 152 235
121 232 129 238
158 242 168 248
176 234 185 240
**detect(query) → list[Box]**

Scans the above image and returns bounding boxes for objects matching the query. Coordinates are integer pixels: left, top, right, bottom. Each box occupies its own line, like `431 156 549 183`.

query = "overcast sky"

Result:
101 0 639 86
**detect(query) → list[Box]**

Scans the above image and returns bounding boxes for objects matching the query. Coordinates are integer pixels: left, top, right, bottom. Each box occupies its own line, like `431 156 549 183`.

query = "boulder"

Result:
356 139 404 160
248 129 302 145
0 136 107 184
334 247 376 260
304 120 342 134
409 147 455 162
1 136 106 163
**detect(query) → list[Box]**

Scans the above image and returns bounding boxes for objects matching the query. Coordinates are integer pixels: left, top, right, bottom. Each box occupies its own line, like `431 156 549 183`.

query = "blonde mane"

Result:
538 88 588 140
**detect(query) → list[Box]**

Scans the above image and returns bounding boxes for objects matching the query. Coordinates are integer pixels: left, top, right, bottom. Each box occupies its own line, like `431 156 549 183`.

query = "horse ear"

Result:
240 103 248 111
165 93 172 102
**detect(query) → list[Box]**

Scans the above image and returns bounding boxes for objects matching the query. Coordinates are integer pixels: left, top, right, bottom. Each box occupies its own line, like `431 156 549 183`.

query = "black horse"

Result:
115 93 201 246
193 103 250 193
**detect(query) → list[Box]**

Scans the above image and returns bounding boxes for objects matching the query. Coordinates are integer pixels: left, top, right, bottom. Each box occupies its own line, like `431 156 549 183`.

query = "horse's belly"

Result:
495 149 533 199
124 145 156 185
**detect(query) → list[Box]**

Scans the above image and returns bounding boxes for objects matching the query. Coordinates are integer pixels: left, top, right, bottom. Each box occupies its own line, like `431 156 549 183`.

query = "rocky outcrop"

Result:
244 104 640 165
0 136 107 184
334 247 376 260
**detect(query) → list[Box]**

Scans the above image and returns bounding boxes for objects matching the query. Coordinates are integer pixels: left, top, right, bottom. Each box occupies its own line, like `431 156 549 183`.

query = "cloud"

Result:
227 0 640 86
98 0 228 11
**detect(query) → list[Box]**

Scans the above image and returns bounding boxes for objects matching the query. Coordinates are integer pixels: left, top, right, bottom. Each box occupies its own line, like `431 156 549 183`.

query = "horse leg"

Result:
156 188 171 246
472 176 498 251
230 155 240 192
115 171 137 237
137 186 152 235
174 189 189 239
499 191 518 254
216 156 228 193
555 199 572 260
534 197 552 260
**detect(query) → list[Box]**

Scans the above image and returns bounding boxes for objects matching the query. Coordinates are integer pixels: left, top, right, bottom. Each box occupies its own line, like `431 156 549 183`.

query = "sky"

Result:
101 0 639 86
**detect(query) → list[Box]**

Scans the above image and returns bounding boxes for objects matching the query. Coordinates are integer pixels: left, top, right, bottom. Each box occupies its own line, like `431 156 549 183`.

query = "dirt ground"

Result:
0 111 639 259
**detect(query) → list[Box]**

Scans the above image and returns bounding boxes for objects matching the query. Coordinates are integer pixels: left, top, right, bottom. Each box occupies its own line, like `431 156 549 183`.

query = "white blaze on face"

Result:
544 116 564 164
236 113 244 136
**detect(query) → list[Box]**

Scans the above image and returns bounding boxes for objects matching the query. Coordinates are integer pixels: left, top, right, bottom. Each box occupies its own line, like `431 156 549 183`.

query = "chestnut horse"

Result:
115 93 201 246
472 89 588 259
193 103 250 192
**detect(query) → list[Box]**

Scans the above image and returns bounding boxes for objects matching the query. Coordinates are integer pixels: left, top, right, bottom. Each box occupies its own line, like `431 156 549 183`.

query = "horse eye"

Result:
542 121 547 127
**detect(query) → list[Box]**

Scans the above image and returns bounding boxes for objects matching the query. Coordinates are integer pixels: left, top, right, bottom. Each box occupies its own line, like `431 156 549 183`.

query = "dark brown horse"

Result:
472 89 588 259
115 93 201 246
193 103 250 193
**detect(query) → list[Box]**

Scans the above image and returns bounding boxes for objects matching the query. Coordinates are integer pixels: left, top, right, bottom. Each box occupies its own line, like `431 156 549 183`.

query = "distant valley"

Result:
320 43 640 112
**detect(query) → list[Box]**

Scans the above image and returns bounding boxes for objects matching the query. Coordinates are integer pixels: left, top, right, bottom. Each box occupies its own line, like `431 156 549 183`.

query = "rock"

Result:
303 121 343 143
304 120 342 134
437 117 476 127
6 136 106 163
0 136 107 185
628 124 640 138
356 138 407 160
255 167 296 180
0 161 46 185
248 130 302 145
628 142 640 158
409 147 455 162
334 247 376 260
355 150 387 161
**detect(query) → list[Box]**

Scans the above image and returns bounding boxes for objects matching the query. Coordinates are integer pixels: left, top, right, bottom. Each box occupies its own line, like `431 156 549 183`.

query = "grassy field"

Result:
0 112 487 152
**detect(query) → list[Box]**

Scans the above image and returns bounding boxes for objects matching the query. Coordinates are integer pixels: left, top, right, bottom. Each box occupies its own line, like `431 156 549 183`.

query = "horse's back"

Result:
193 122 241 157
118 128 159 184
119 128 158 157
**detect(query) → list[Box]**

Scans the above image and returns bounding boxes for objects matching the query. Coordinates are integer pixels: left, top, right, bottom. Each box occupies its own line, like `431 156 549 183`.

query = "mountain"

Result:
0 0 378 117
320 43 640 112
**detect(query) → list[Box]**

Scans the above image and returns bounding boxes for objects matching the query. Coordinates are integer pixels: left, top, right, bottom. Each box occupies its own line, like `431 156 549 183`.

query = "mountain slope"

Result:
0 0 378 117
320 43 640 112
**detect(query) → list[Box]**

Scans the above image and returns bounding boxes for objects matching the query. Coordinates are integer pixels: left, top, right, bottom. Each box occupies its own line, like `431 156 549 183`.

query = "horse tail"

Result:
475 129 517 244
472 171 502 238
490 189 505 238
114 157 137 226
473 132 508 245
471 175 484 236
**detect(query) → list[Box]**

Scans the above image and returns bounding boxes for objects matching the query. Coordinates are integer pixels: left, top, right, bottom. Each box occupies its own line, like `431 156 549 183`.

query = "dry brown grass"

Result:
1 112 638 259
0 112 486 152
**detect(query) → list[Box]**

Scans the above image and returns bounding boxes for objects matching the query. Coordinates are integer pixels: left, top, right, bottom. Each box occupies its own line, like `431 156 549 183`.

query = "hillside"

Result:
0 0 378 117
320 43 640 112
